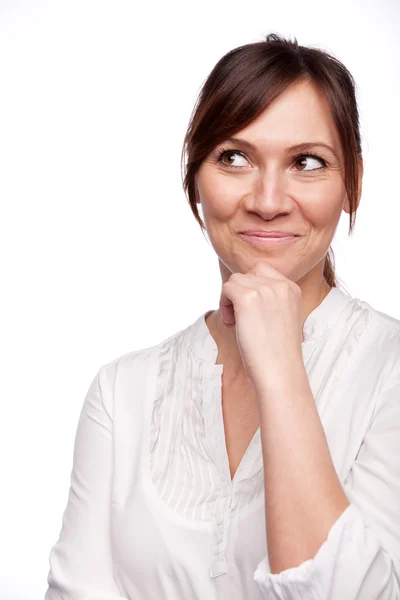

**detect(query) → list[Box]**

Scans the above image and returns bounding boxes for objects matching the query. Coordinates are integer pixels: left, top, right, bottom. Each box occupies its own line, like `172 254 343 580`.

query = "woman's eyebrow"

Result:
222 137 339 161
287 141 339 161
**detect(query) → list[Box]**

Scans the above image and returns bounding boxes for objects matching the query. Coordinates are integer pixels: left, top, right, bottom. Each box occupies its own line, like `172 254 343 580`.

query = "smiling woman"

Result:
182 33 363 292
194 79 349 290
45 33 400 600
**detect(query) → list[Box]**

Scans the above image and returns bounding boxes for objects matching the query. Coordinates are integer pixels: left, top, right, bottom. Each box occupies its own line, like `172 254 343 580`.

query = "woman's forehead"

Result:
232 80 342 159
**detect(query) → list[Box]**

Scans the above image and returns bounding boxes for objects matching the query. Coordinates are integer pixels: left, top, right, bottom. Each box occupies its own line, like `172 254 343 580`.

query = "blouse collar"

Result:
189 285 353 364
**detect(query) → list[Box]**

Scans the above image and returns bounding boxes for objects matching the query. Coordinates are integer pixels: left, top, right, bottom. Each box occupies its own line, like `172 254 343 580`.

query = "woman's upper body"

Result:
45 33 399 600
45 285 400 600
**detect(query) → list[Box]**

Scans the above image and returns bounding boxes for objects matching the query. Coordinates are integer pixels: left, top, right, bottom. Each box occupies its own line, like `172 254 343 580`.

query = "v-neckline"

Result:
200 359 263 486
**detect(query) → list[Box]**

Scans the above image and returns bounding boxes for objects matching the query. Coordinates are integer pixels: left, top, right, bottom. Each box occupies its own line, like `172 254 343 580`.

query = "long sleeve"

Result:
45 365 127 600
253 380 400 600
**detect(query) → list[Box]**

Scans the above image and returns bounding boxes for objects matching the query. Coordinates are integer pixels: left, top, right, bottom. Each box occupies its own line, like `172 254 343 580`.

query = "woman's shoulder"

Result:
97 319 196 387
342 291 400 387
354 293 400 330
350 292 400 344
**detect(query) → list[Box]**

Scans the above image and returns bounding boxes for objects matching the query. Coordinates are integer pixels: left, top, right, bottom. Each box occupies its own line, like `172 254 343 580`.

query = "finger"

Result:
219 282 237 326
219 294 235 326
247 261 285 279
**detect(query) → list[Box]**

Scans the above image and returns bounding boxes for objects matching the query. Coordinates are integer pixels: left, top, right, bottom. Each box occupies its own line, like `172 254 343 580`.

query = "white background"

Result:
0 0 399 598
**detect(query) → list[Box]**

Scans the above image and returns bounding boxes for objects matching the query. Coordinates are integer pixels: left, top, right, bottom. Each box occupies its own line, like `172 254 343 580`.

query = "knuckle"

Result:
229 272 243 283
243 289 259 304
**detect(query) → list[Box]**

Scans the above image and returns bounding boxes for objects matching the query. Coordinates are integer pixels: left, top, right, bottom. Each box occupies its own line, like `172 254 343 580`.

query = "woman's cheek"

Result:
201 175 245 217
298 180 345 228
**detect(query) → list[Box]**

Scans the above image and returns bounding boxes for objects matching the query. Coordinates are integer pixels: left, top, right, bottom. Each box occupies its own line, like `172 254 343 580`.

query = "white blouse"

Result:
45 286 400 599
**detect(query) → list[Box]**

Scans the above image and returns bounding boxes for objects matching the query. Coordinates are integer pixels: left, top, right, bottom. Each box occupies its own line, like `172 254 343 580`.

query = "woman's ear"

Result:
343 156 363 214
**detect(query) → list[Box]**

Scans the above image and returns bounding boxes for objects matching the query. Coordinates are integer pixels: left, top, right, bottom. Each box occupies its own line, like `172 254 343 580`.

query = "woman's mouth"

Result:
238 233 298 247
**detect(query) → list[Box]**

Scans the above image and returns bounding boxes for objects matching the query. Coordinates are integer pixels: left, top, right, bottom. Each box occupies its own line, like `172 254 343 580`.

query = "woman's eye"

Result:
217 150 326 172
218 150 249 168
294 155 326 171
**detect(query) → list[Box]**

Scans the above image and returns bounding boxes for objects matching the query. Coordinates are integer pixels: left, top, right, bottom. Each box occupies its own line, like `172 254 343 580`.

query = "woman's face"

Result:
195 78 359 284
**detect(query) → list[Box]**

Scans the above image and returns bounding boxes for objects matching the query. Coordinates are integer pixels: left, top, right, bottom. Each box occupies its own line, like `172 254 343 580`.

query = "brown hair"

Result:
181 33 363 288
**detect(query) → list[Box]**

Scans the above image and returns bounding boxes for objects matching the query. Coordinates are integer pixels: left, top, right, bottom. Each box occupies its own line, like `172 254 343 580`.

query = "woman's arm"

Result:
253 372 400 599
256 358 350 574
45 365 127 600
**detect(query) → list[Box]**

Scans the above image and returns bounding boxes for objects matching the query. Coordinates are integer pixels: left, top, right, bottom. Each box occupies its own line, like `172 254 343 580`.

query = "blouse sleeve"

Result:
253 380 400 600
45 365 127 600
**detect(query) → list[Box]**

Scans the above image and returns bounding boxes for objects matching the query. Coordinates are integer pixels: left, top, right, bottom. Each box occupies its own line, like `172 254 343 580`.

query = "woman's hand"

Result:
219 261 304 393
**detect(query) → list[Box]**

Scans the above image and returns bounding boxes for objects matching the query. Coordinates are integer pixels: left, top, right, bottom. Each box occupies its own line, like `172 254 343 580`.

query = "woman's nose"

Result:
244 168 290 219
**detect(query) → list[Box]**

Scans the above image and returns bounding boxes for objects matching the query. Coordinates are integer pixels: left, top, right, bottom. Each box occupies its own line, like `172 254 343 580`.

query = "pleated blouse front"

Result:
45 286 400 600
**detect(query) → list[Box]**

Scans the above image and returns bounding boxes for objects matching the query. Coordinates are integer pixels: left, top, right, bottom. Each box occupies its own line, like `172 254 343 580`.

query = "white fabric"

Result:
45 286 400 599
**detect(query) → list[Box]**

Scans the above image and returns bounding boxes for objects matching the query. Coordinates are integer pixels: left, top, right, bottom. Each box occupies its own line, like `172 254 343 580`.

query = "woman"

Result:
45 34 400 599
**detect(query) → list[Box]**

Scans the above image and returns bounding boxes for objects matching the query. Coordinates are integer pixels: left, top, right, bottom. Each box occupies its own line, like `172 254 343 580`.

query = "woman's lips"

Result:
238 233 298 246
239 230 298 237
